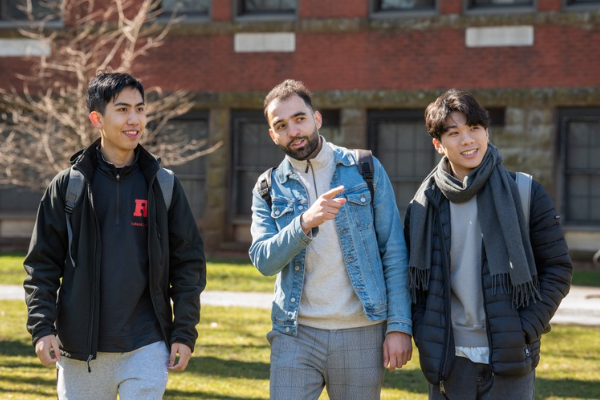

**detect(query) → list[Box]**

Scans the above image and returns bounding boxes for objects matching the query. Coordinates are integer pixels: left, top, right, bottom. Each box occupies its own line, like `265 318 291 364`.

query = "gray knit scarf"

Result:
408 143 540 308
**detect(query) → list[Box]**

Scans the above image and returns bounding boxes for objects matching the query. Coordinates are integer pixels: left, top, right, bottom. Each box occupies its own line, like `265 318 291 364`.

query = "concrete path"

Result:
5 285 600 326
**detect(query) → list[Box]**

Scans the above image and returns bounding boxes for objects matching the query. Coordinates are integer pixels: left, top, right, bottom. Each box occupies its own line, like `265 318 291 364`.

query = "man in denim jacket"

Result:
249 79 412 400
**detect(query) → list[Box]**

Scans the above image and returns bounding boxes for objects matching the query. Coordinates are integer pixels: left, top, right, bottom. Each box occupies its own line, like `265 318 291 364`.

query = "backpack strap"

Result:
156 167 175 211
516 172 532 230
354 149 375 202
257 167 274 209
64 167 85 268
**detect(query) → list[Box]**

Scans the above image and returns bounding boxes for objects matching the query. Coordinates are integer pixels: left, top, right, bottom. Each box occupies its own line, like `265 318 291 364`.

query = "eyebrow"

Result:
113 101 145 107
442 124 457 133
272 111 306 126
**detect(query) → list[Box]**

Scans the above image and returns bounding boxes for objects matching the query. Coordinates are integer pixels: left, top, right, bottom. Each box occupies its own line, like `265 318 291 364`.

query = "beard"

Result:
280 127 321 161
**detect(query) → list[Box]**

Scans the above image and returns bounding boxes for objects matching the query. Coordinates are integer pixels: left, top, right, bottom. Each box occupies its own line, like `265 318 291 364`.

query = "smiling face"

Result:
433 111 489 181
89 87 146 167
266 94 322 161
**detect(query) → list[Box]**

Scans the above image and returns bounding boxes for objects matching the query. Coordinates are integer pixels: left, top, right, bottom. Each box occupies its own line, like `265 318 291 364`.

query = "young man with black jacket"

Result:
23 72 206 399
405 89 572 399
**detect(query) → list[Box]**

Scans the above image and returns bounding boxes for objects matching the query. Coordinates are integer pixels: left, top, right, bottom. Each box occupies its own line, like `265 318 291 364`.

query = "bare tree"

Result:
0 0 220 191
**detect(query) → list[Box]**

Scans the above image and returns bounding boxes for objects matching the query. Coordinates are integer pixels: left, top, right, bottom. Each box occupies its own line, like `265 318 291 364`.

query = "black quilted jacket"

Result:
404 173 572 387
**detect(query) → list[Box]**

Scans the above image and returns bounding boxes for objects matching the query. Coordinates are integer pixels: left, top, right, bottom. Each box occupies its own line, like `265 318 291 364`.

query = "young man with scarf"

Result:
404 89 572 399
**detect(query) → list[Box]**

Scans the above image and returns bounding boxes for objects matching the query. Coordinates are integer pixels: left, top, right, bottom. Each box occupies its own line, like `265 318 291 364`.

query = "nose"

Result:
461 130 474 144
288 121 300 137
127 110 139 126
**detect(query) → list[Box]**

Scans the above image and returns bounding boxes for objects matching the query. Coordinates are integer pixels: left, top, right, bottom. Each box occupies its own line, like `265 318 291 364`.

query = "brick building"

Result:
1 0 599 260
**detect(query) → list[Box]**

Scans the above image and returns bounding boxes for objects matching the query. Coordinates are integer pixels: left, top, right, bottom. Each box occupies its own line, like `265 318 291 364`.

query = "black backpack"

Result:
257 149 375 209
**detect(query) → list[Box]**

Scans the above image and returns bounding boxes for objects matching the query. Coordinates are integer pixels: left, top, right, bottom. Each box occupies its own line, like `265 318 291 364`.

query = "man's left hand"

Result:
168 342 192 371
383 331 412 372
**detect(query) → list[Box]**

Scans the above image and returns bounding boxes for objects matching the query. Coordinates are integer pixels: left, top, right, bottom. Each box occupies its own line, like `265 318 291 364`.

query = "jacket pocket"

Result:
345 188 373 230
271 199 295 229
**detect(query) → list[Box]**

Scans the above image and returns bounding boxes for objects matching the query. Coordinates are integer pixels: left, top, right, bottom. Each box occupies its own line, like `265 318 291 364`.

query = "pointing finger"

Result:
321 186 344 199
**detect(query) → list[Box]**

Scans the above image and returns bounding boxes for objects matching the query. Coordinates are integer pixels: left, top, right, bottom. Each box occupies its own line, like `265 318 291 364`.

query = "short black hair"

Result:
424 89 489 140
87 72 145 114
263 79 314 122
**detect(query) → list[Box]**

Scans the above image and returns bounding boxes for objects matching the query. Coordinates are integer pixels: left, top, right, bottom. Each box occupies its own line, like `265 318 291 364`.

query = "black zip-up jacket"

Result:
24 140 206 362
404 173 572 387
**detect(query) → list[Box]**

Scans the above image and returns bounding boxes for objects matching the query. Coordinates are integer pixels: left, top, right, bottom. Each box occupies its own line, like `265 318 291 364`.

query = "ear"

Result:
433 138 445 155
269 128 277 144
89 111 103 129
313 110 323 129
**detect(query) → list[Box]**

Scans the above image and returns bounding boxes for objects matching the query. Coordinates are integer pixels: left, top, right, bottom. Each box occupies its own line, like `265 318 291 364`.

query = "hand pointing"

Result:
300 186 346 234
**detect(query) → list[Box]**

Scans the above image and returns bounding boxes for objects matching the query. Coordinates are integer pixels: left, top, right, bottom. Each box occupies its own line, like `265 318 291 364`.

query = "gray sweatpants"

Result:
56 341 169 400
267 323 386 400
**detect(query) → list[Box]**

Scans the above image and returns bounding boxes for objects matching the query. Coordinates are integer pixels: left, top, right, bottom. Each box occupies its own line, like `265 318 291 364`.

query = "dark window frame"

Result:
0 0 62 27
463 0 536 14
161 110 210 222
369 0 438 18
157 0 212 22
562 0 600 11
556 107 600 228
368 109 439 218
230 110 275 221
233 0 298 22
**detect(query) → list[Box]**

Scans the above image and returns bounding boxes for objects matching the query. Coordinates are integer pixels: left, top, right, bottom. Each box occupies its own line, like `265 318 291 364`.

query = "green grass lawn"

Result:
0 300 598 399
1 253 277 291
3 252 600 290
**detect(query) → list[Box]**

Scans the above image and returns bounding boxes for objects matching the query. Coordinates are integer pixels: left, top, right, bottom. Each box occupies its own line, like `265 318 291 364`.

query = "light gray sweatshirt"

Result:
287 138 378 330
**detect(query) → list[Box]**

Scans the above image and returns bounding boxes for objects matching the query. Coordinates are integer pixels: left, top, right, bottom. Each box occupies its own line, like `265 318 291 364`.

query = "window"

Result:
160 0 210 18
368 110 439 218
558 109 600 226
161 111 209 222
231 111 280 219
563 0 600 9
374 0 436 12
235 0 297 18
466 0 534 10
0 0 60 22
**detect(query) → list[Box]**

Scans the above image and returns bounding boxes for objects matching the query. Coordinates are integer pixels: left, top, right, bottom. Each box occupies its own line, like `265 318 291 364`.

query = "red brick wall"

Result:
2 0 600 94
137 24 600 92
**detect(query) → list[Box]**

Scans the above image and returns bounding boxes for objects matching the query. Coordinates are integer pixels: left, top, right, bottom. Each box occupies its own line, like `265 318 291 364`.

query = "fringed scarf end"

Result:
512 279 542 308
409 267 430 304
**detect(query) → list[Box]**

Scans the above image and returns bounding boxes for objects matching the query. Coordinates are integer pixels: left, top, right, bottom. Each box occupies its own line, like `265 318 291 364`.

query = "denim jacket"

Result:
249 142 412 337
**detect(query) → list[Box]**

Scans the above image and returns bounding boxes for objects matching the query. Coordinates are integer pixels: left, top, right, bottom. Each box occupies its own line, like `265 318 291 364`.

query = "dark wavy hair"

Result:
425 89 489 140
263 79 314 122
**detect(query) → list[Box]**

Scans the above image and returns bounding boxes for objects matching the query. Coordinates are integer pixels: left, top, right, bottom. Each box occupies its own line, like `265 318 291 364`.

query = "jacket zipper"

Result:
116 174 120 226
87 184 100 372
306 160 319 199
146 175 169 347
438 215 452 394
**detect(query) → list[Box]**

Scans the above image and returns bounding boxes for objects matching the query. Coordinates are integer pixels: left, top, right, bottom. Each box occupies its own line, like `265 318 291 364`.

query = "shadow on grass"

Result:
536 377 600 399
165 389 265 400
186 356 269 380
383 368 429 395
0 374 56 396
0 340 36 357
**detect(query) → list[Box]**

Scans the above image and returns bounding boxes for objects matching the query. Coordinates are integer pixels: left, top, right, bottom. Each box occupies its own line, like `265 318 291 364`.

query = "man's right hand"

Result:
35 334 61 366
300 185 347 234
